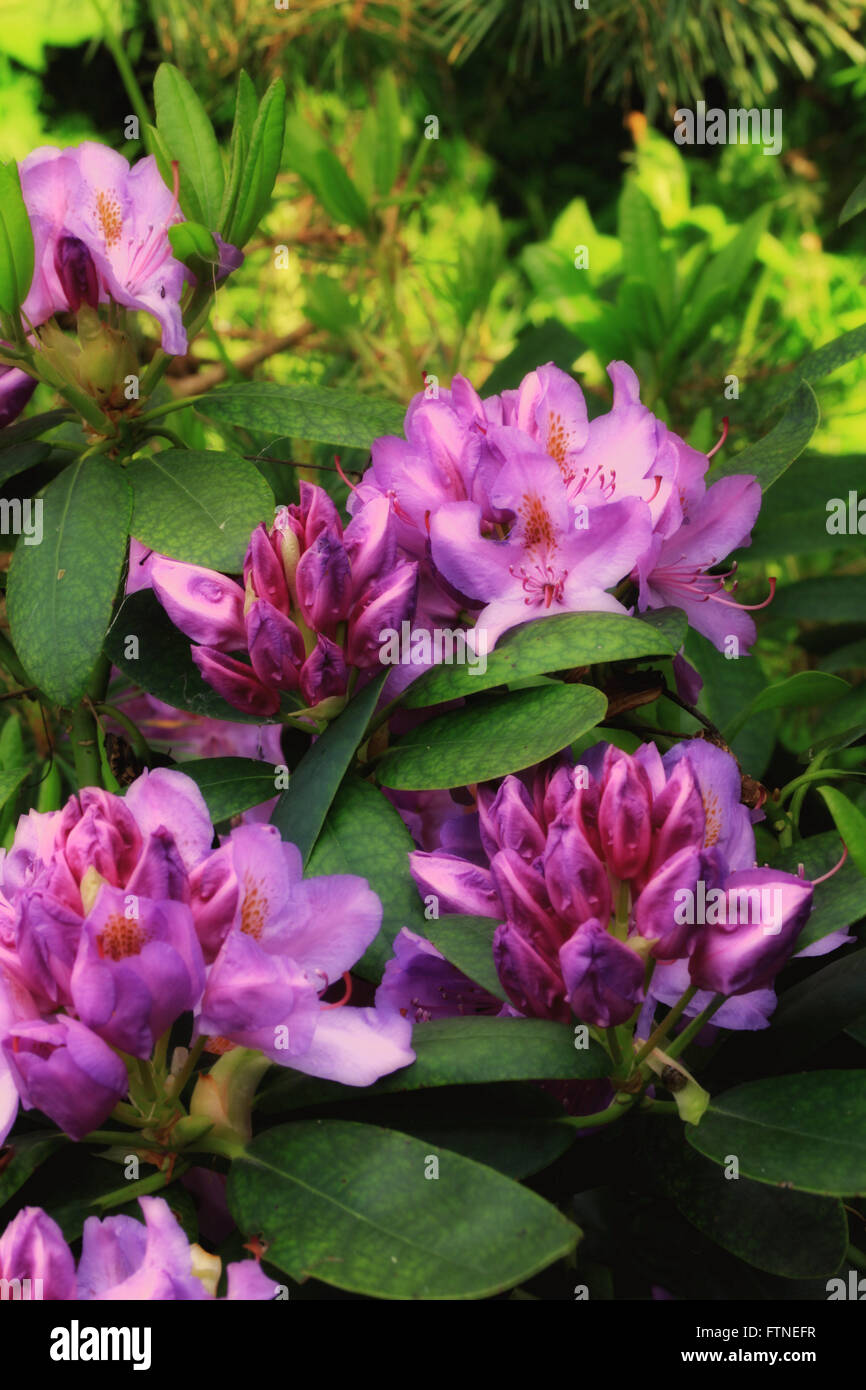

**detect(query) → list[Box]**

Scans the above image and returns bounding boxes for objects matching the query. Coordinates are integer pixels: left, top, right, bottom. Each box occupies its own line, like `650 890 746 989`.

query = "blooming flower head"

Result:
354 360 767 658
405 739 844 1033
20 142 191 353
0 1198 276 1299
0 769 414 1141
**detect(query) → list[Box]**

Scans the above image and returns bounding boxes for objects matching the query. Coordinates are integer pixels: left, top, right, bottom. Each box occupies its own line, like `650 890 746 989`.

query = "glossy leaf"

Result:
199 381 405 449
128 449 273 570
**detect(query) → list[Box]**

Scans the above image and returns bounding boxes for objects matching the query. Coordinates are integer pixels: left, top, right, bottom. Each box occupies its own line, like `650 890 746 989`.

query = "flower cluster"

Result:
0 768 413 1145
350 362 768 655
0 1197 275 1300
145 482 418 718
393 739 849 1033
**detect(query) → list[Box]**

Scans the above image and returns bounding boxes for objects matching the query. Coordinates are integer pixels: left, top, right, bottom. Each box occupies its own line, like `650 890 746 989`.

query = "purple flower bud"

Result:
490 847 562 941
54 234 99 311
3 1014 129 1140
191 646 281 717
59 788 142 889
477 776 546 862
634 845 703 959
559 919 645 1027
543 817 611 926
649 757 705 868
151 559 247 652
244 523 289 611
0 362 37 429
597 750 652 880
0 1207 76 1301
297 480 343 544
493 920 568 1021
343 497 396 591
689 869 814 995
378 928 501 1022
299 635 349 707
345 562 418 668
295 528 353 636
409 849 500 918
245 599 305 693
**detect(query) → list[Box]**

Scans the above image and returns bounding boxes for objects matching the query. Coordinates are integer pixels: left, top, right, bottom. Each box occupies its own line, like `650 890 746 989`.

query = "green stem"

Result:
81 1129 136 1146
91 0 151 138
70 703 102 788
90 1162 189 1212
665 994 726 1059
847 1244 866 1271
561 1095 636 1130
606 1026 623 1071
188 1135 247 1160
169 1035 206 1099
632 986 699 1069
136 394 204 424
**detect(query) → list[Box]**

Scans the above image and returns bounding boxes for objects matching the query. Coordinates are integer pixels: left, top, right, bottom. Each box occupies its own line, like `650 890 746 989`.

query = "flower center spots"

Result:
519 492 557 552
98 913 145 961
95 191 123 248
702 791 722 847
240 874 267 939
546 411 574 480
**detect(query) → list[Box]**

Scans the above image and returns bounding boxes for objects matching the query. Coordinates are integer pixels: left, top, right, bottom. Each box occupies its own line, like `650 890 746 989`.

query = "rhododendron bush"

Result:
0 41 865 1316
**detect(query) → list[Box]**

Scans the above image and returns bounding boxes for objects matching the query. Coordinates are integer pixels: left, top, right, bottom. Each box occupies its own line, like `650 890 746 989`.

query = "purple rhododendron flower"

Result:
20 142 190 353
405 739 845 1032
0 768 414 1140
351 360 769 658
0 361 37 429
0 1197 275 1299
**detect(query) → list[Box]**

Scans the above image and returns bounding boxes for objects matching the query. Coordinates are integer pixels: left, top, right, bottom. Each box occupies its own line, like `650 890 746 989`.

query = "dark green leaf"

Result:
760 949 866 1066
657 1128 847 1278
105 590 281 724
687 1071 866 1196
377 684 607 790
7 458 131 705
176 757 279 821
199 381 405 449
0 440 50 488
0 409 70 451
228 1120 580 1298
724 671 849 743
712 381 820 491
229 78 287 247
840 175 866 224
305 775 428 980
153 63 224 227
0 160 35 317
773 832 866 951
0 1132 67 1208
219 69 258 235
768 575 866 624
818 786 866 876
128 449 273 569
420 915 506 1001
401 611 678 709
481 320 582 396
771 323 866 405
270 671 387 863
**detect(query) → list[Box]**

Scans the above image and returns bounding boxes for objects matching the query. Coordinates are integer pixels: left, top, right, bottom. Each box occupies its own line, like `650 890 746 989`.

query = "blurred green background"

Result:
2 0 866 799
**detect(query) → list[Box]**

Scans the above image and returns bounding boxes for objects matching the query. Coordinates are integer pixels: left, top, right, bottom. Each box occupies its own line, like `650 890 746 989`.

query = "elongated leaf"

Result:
168 221 219 267
199 381 405 449
759 949 866 1067
227 1120 580 1299
176 757 279 821
0 160 34 317
402 611 678 708
219 69 258 235
229 78 287 247
687 1071 866 1196
723 671 849 742
377 684 607 790
0 764 29 813
105 590 282 725
712 381 820 491
771 322 866 405
773 832 866 952
373 69 402 197
270 671 387 863
0 441 51 488
7 458 131 705
259 1016 611 1114
654 1127 847 1279
153 63 224 227
840 174 866 225
0 1132 67 1207
0 408 69 451
128 449 273 570
818 786 866 877
305 775 429 979
420 915 506 1001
